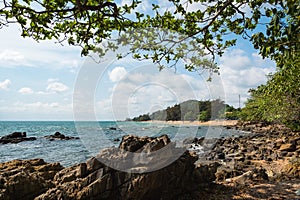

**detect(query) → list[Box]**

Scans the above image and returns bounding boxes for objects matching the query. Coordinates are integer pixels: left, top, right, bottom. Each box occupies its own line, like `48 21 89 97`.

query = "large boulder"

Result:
36 135 216 200
0 159 63 200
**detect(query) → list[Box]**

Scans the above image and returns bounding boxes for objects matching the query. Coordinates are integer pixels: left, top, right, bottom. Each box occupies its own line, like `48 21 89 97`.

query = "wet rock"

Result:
5 131 26 138
44 132 79 140
0 132 36 144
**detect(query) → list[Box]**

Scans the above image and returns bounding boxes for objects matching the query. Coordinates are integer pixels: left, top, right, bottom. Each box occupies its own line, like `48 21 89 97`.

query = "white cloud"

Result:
218 49 275 107
104 67 201 119
46 82 69 93
121 0 151 12
0 24 83 69
0 50 24 62
19 87 34 94
0 79 11 90
108 67 127 82
59 59 81 73
219 49 252 70
47 78 59 83
8 101 72 113
50 102 59 107
179 0 207 13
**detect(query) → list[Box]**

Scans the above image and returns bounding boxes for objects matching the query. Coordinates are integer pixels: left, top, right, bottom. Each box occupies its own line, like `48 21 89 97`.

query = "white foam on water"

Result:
188 143 204 155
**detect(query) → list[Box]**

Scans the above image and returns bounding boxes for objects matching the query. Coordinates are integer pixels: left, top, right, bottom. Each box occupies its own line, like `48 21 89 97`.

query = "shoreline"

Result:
141 119 238 126
1 121 299 199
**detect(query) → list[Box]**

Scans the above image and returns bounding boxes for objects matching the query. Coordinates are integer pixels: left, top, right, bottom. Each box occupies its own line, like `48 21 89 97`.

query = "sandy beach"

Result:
144 120 238 126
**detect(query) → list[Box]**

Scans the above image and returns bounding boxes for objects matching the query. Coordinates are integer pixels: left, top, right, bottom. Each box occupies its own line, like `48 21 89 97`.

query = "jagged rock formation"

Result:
0 159 63 200
36 135 217 200
0 135 218 200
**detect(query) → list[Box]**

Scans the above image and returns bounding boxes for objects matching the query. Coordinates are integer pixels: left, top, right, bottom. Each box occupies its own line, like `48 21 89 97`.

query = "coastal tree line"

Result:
131 99 240 122
240 52 300 130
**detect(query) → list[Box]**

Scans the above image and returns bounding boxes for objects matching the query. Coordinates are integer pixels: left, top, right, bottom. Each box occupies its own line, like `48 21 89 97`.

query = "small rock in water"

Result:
0 132 36 144
44 132 79 140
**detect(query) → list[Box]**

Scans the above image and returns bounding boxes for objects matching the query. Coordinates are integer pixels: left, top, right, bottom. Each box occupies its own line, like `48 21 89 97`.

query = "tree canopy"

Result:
1 0 299 128
1 0 299 70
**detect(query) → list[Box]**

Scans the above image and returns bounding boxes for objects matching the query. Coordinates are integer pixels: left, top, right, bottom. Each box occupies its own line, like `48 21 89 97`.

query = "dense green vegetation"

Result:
1 1 298 70
240 52 300 130
132 99 240 122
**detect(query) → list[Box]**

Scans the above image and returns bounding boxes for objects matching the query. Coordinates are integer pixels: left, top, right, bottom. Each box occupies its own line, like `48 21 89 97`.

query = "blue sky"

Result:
0 1 276 121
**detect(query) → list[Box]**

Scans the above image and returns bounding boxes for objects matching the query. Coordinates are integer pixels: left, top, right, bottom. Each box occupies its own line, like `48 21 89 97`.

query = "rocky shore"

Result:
195 121 300 199
0 122 299 199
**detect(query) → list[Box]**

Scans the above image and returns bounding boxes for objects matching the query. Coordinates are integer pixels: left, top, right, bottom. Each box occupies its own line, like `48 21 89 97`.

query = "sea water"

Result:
0 121 243 166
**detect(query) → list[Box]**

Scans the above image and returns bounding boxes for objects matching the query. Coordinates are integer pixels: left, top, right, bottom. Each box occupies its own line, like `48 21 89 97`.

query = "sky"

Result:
0 1 276 121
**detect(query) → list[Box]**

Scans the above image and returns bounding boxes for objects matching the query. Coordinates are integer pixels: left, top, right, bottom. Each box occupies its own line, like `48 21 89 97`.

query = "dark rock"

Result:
217 152 225 159
279 143 296 152
252 167 269 181
45 132 79 140
109 127 117 130
235 156 245 162
6 132 26 138
113 138 120 142
290 137 300 146
77 163 87 178
195 162 221 183
0 132 36 144
265 157 273 162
